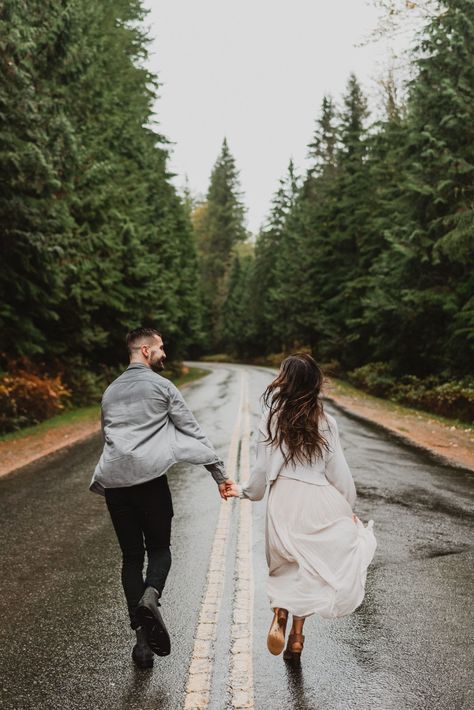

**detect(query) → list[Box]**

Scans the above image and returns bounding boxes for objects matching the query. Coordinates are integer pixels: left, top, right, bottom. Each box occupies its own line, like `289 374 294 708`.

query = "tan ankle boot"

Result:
283 633 305 662
267 608 288 655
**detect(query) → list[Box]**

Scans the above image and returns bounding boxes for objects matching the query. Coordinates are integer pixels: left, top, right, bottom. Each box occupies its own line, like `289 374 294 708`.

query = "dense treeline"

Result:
1 0 473 430
0 0 203 387
216 0 474 395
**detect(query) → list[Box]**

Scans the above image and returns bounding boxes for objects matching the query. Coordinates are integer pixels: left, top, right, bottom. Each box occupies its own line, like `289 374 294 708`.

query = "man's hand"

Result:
218 479 236 500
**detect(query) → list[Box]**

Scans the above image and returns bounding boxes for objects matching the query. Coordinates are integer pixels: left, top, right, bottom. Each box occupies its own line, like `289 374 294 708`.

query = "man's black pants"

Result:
105 475 173 629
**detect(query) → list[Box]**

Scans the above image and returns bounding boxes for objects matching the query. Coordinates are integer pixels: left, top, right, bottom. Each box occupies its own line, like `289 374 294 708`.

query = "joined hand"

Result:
218 479 240 500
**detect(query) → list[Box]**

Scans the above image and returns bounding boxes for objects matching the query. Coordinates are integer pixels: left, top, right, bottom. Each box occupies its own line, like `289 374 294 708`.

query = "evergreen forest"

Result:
1 0 473 430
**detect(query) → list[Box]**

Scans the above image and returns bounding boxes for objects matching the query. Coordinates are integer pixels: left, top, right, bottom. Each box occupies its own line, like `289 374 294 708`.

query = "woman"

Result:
227 353 376 662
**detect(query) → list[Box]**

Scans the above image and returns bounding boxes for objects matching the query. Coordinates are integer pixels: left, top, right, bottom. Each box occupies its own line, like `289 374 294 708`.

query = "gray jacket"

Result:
90 363 227 495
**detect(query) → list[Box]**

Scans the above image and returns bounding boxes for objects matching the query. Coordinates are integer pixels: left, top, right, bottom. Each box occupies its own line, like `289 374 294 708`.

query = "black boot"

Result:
132 627 154 669
136 586 171 657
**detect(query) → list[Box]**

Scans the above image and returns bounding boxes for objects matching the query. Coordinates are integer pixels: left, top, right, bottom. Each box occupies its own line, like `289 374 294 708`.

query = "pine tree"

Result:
365 0 474 375
307 95 338 181
220 245 255 356
250 160 300 352
406 0 474 374
318 75 372 366
292 79 372 366
196 138 247 346
358 78 412 369
293 96 342 356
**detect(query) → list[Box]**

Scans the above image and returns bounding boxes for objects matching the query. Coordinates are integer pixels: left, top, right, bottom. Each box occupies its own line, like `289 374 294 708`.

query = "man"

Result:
90 327 232 668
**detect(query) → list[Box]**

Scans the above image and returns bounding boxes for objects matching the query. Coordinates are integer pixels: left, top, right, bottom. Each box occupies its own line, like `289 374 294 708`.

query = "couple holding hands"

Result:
90 327 376 669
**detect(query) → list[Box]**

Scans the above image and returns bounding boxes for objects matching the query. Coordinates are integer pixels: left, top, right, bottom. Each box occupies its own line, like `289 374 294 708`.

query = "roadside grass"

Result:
0 405 101 444
0 366 210 444
200 353 235 363
172 366 209 388
328 377 474 432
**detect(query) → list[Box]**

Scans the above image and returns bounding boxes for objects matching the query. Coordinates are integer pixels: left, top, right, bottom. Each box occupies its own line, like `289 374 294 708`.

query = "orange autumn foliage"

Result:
0 371 71 433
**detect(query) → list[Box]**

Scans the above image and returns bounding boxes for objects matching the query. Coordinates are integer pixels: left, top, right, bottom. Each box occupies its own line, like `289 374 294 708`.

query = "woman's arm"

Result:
233 428 268 501
325 418 357 508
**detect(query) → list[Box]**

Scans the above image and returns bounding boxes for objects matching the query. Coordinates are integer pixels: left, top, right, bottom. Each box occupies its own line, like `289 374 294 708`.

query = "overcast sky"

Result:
142 0 412 233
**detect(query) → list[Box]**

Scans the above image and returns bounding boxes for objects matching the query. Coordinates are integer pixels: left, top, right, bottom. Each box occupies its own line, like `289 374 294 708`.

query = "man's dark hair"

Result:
126 327 162 356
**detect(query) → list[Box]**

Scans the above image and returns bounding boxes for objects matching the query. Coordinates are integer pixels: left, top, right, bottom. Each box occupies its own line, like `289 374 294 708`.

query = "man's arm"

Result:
167 383 227 484
168 384 214 447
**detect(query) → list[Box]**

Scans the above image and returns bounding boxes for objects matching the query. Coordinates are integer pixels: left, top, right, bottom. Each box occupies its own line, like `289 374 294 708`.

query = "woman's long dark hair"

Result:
263 353 328 466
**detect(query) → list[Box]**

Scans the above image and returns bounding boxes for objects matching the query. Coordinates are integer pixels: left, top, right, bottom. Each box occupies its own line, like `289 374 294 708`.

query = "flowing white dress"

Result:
237 410 376 619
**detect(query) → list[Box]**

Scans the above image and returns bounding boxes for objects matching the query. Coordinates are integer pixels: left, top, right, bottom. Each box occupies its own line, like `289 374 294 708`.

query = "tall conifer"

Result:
196 138 247 345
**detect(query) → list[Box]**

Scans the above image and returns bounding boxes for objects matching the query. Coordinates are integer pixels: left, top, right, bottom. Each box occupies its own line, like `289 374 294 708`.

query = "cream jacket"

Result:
237 411 356 507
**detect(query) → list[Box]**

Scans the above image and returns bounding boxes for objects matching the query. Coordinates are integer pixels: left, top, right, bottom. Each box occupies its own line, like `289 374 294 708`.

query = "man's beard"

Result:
151 359 165 373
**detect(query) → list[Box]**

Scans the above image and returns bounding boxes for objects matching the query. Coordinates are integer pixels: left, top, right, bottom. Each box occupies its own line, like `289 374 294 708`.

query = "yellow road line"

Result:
184 371 245 710
230 376 255 709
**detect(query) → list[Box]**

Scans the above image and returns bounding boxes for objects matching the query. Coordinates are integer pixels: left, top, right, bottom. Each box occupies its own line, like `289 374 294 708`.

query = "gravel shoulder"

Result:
0 412 101 479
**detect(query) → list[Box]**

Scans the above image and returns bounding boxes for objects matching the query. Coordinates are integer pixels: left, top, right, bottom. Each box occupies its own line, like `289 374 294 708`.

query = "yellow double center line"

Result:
184 370 254 710
229 373 254 709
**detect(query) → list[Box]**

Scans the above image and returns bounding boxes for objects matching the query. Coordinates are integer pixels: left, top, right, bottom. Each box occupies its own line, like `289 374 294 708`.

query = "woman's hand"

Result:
352 513 359 524
225 482 241 498
218 479 238 500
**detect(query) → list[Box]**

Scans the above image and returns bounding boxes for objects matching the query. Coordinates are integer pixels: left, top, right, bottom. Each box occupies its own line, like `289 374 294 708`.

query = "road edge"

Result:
325 394 474 475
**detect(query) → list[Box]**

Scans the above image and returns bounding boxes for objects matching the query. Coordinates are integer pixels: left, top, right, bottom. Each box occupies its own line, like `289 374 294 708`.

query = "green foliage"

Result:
347 363 474 422
220 248 255 356
347 362 395 398
0 0 203 373
58 357 123 407
393 378 474 421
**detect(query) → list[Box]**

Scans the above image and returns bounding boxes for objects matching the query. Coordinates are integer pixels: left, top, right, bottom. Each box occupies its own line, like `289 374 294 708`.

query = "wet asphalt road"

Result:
0 362 473 710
